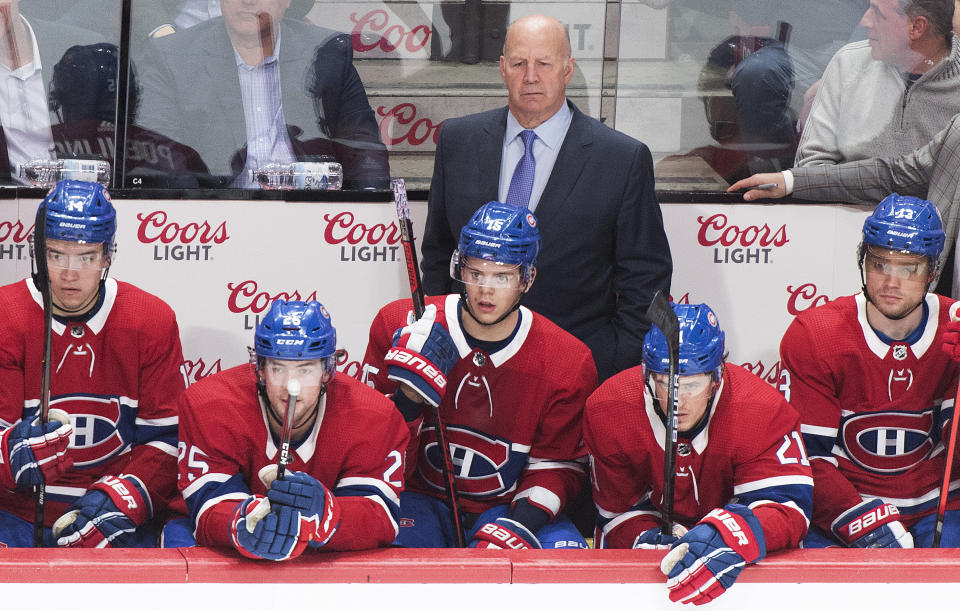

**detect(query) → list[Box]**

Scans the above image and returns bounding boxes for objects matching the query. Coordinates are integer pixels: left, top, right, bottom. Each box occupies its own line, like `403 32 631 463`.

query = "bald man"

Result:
421 15 672 384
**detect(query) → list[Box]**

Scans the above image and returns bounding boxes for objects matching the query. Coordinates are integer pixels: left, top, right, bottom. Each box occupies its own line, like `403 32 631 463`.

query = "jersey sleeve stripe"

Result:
195 491 249 524
524 458 586 474
747 498 811 527
361 494 400 539
801 423 837 437
146 440 178 457
182 471 232 499
733 475 815 495
512 485 561 516
335 476 400 507
135 416 178 426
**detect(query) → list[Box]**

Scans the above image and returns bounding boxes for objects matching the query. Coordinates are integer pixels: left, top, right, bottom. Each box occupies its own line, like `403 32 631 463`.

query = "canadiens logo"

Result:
420 425 526 498
47 395 128 467
841 410 934 474
892 345 908 361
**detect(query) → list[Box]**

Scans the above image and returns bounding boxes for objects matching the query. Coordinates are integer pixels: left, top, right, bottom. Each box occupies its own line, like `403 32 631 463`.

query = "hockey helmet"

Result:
643 302 725 380
451 201 540 286
861 194 944 260
48 42 118 123
255 299 338 367
41 179 116 254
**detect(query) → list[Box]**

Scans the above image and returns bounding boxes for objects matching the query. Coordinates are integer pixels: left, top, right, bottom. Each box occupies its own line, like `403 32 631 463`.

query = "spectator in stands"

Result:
796 0 960 167
134 0 389 189
0 0 100 184
421 14 672 384
730 112 960 298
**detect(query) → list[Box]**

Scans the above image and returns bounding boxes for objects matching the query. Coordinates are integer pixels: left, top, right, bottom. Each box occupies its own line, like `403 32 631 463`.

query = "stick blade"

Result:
645 290 679 351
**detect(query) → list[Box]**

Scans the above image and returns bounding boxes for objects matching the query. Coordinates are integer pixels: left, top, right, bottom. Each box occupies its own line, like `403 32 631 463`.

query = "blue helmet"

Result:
41 179 116 253
861 194 944 260
254 300 337 372
457 201 540 266
643 302 725 379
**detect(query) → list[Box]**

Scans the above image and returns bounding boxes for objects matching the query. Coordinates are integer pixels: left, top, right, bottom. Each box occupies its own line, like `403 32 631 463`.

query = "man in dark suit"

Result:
134 0 389 189
421 14 672 382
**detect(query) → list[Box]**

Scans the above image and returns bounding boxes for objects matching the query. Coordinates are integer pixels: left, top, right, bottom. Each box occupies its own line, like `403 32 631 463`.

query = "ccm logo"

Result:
706 508 749 546
276 339 305 346
385 348 447 389
101 476 139 510
849 504 898 536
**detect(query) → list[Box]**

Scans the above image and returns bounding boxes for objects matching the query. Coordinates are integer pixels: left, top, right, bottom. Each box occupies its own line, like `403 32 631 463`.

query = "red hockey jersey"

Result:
779 293 960 530
177 364 409 552
0 278 183 525
362 294 597 519
585 363 812 551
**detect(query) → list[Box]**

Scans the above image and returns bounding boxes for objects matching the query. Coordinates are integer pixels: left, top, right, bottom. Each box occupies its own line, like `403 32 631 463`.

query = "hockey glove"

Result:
831 499 914 548
661 504 766 605
230 495 311 561
942 319 960 362
633 524 688 549
53 475 151 548
472 517 542 549
385 303 459 408
0 409 73 489
266 471 341 548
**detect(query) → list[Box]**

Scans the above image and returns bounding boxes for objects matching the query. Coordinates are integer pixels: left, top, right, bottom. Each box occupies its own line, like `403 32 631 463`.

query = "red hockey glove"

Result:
942 319 960 362
53 474 151 548
831 499 913 548
385 304 458 408
472 517 542 549
661 504 765 605
0 409 72 489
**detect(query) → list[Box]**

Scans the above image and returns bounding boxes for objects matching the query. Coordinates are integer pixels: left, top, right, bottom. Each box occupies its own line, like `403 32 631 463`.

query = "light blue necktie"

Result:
506 129 536 207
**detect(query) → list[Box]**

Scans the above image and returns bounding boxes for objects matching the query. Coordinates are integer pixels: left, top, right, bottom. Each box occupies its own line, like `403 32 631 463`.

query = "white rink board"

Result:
0 198 871 387
4 581 958 611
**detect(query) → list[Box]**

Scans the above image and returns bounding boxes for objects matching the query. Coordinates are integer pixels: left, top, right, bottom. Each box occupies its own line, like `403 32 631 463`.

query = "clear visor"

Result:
648 372 714 398
262 358 329 389
863 247 930 282
450 251 528 289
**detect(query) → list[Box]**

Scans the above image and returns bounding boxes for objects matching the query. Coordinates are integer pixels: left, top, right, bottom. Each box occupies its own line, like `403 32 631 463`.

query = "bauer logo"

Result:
0 218 32 262
697 213 788 264
323 210 403 263
226 280 322 330
137 210 229 262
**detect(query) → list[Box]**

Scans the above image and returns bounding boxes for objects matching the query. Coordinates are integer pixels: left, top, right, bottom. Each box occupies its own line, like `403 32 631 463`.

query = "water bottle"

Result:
16 158 111 187
250 158 343 191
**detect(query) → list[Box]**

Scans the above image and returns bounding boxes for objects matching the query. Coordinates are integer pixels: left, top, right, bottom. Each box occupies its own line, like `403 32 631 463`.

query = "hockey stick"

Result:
392 178 465 547
645 290 680 536
934 316 960 547
276 379 300 482
31 201 54 547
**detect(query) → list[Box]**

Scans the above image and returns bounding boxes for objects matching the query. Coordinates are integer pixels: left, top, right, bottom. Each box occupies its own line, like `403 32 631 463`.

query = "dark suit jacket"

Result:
422 102 673 381
134 17 389 189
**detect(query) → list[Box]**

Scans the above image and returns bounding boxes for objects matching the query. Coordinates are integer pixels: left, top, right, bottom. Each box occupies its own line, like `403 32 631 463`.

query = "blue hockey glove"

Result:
661 504 766 605
230 495 311 561
831 499 914 548
472 517 542 549
385 303 458 407
267 471 341 548
0 409 73 489
633 524 687 549
53 475 151 548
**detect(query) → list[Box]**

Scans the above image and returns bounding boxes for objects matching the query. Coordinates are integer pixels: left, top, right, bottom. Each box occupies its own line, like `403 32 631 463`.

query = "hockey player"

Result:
362 201 597 549
0 179 184 547
585 302 812 605
167 299 409 560
780 194 960 548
